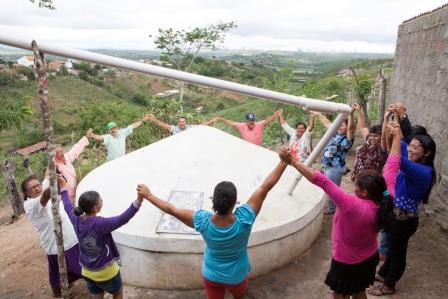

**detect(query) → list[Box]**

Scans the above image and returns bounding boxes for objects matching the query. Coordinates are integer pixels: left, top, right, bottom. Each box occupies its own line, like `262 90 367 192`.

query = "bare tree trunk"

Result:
378 69 387 125
3 160 25 219
32 41 70 299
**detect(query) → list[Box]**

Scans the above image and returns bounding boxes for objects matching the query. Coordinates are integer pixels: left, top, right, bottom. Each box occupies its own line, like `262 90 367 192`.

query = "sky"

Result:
0 0 447 53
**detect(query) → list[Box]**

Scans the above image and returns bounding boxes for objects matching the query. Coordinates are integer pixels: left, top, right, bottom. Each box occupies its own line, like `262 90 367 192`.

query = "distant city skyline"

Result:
0 0 446 53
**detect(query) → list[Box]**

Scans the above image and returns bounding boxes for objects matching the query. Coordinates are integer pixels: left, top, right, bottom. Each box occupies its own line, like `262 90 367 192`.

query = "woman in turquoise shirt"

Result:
137 149 290 299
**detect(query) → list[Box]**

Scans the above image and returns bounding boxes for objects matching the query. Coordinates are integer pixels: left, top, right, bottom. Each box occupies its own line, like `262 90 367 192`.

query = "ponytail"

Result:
74 206 85 216
376 190 394 232
75 191 100 216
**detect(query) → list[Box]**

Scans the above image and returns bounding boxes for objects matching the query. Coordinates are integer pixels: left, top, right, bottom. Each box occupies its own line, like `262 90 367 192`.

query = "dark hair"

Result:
21 175 38 201
412 134 436 203
412 125 427 136
369 124 382 135
75 191 100 216
355 170 394 231
295 121 307 130
212 181 237 215
178 116 186 121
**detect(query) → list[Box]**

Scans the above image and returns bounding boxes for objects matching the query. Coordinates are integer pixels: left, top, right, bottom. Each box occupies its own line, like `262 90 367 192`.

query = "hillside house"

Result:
17 56 34 67
47 61 65 71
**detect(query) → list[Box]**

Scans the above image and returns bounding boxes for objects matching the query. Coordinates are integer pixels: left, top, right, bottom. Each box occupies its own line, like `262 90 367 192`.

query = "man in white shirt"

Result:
88 115 150 161
21 175 82 298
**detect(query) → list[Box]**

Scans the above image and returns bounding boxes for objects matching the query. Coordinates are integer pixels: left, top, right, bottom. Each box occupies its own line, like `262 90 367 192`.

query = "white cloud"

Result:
0 0 446 52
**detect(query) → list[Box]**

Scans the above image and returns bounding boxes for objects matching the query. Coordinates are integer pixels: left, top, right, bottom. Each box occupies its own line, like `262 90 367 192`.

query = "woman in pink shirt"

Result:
284 123 402 299
53 129 91 202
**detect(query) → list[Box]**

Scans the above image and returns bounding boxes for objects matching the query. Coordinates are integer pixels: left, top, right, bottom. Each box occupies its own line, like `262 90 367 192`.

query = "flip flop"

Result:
367 285 395 296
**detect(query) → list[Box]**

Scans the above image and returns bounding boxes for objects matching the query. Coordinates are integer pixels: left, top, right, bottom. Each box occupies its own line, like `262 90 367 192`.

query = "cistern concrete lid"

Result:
76 126 323 253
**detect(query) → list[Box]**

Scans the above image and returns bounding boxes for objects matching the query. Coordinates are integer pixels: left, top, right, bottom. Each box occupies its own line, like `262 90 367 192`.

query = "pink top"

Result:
234 121 266 145
310 154 400 264
56 136 89 201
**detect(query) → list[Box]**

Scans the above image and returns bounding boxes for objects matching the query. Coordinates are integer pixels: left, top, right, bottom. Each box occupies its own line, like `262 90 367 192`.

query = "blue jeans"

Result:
378 229 388 256
323 166 346 213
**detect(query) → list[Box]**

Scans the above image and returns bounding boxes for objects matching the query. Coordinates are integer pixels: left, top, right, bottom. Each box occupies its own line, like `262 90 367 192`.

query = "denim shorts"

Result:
85 272 122 295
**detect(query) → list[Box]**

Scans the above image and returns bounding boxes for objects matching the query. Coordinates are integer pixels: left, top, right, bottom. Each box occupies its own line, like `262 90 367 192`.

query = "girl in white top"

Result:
279 109 315 162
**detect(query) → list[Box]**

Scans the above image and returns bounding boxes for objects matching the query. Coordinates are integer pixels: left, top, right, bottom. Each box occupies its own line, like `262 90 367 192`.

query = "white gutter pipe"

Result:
0 35 351 114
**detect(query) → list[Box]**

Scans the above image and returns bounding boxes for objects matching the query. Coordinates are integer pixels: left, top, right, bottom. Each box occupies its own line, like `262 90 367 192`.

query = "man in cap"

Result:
145 114 218 135
88 115 150 161
216 110 281 145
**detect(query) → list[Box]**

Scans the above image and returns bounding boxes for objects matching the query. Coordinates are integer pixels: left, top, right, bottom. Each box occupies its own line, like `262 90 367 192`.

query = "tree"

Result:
29 0 55 9
351 68 373 127
32 40 69 298
153 21 237 110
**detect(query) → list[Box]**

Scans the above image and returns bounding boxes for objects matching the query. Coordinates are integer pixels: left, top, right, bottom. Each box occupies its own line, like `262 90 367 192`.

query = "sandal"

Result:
367 284 395 296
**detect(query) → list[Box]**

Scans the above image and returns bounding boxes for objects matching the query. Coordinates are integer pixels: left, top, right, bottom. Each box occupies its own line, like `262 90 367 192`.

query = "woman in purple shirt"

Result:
60 181 143 299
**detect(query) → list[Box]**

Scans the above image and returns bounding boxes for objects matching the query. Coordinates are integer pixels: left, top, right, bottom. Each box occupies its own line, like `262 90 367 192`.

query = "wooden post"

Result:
378 69 387 125
3 160 25 219
32 40 69 299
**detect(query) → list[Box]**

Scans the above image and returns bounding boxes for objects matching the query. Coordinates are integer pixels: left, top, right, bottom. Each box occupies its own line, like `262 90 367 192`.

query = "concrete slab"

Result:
77 126 324 288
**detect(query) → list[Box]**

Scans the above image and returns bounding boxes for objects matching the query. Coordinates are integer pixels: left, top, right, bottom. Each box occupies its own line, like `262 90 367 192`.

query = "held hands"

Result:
275 109 283 117
352 103 361 112
137 184 152 200
143 114 151 122
278 146 292 165
86 128 93 139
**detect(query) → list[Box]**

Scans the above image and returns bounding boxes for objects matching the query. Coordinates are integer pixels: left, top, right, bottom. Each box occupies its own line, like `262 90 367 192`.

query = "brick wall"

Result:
390 5 448 231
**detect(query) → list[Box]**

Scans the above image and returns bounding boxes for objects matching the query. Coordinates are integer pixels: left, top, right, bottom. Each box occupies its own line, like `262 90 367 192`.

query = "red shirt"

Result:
234 121 265 145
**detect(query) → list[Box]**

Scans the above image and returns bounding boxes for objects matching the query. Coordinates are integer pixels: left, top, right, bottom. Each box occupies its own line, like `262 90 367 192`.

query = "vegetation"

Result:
0 50 392 204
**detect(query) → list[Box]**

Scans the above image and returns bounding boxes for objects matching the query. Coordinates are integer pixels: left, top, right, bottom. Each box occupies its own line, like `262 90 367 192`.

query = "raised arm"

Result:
314 111 332 129
216 116 239 129
88 128 104 142
290 154 356 211
65 134 89 163
353 103 368 141
382 123 402 198
137 184 194 228
307 111 315 133
247 148 289 215
146 114 172 132
263 109 281 126
202 117 218 126
96 198 142 233
347 107 355 142
278 109 286 125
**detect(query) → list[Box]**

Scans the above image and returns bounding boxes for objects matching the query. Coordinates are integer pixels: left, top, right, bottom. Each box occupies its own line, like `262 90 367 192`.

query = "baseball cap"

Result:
245 113 256 121
106 122 117 129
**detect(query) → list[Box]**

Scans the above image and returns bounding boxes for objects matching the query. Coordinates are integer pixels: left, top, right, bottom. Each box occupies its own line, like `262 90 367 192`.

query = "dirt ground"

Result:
1 160 448 298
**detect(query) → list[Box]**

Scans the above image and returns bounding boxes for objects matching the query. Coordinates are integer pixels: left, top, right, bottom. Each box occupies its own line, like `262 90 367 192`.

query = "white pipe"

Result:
287 112 349 195
0 35 351 114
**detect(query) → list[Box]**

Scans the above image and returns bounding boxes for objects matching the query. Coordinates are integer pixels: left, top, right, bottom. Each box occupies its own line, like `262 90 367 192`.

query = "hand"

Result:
86 128 93 139
386 122 401 137
352 103 361 111
310 110 321 116
137 184 152 199
143 114 151 122
278 146 291 164
276 109 283 117
136 193 144 204
57 174 67 189
393 103 406 119
309 111 316 117
146 114 155 121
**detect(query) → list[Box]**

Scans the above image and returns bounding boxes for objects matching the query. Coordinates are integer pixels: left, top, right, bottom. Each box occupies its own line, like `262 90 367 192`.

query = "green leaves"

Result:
153 22 237 72
0 95 33 131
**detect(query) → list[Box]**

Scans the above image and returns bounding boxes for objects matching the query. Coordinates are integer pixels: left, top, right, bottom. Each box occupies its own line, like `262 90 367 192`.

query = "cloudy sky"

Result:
0 0 446 53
